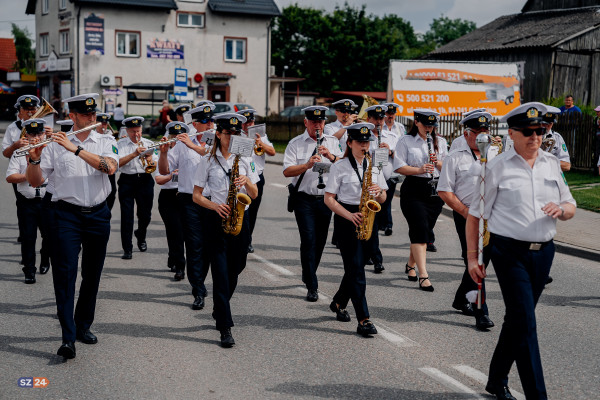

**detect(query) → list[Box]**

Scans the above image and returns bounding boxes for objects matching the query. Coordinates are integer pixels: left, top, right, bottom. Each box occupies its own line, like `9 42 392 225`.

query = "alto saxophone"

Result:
222 154 252 236
356 151 381 241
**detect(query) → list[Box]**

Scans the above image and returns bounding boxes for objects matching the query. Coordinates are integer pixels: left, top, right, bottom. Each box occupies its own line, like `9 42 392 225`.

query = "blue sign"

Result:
174 68 188 98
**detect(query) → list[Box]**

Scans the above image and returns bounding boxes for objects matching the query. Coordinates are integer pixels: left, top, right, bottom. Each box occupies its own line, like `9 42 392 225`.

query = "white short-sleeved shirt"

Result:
437 138 479 207
2 120 22 151
6 154 48 199
323 120 344 137
283 131 343 196
393 133 448 178
382 121 406 137
544 130 570 163
113 107 125 121
167 135 204 195
449 135 466 153
370 129 399 180
326 157 388 205
252 134 274 175
118 137 158 174
158 146 179 190
468 148 576 242
194 149 259 206
39 130 118 207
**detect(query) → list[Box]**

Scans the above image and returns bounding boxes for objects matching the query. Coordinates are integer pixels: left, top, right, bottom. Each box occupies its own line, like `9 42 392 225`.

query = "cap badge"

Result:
85 98 94 106
31 122 38 128
230 117 238 125
428 115 435 121
360 126 369 134
175 124 181 130
203 106 211 113
527 108 538 118
314 110 321 116
478 116 487 122
133 119 138 124
376 107 382 112
24 97 31 103
344 101 350 106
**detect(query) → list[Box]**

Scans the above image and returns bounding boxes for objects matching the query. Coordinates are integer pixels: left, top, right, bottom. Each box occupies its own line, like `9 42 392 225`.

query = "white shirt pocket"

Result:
542 176 561 204
498 180 523 204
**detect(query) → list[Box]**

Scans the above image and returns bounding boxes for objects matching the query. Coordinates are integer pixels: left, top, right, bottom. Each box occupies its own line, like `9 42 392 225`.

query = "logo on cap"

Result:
31 122 38 128
479 116 487 123
230 117 238 125
375 107 382 112
174 124 181 130
527 108 538 118
314 110 321 116
85 98 94 106
24 97 31 103
360 126 369 134
203 106 211 113
133 119 139 124
344 101 350 106
182 106 189 111
428 115 435 121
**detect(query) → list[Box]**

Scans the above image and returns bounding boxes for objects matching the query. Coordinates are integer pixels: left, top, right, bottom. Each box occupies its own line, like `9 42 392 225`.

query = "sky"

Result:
0 0 526 40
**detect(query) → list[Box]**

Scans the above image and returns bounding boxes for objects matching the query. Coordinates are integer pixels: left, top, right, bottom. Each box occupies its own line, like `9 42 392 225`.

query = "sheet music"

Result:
229 135 254 157
200 130 216 147
247 124 266 137
43 115 55 128
312 162 331 173
373 148 389 166
183 113 192 124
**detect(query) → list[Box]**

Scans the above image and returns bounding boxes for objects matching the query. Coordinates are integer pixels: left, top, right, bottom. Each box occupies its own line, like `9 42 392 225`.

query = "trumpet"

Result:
137 141 157 174
15 123 102 157
144 129 216 151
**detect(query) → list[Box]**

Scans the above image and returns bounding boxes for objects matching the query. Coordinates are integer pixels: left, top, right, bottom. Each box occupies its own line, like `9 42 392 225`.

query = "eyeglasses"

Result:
196 118 212 124
511 127 545 137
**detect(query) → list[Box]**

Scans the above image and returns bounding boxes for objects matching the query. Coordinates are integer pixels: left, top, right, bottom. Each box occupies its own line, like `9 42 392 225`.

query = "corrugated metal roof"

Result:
431 7 600 54
0 38 18 72
208 0 281 17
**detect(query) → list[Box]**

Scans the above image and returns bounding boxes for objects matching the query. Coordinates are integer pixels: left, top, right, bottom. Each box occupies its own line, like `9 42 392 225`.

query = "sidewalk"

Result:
266 152 600 261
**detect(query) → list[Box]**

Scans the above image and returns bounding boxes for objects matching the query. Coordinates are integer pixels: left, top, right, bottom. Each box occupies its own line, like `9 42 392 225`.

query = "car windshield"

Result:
214 104 231 113
281 106 303 117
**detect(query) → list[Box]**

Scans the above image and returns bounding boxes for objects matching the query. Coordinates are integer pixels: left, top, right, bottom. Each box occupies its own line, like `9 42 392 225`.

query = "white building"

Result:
26 0 280 116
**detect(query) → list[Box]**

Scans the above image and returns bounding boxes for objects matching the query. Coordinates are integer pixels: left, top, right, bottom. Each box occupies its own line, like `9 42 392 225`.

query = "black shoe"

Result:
475 315 495 330
192 295 205 310
174 271 185 281
384 227 393 236
39 264 50 275
405 264 418 281
24 272 36 284
357 320 378 337
247 244 254 253
306 289 318 302
366 258 374 265
329 301 351 322
374 264 385 273
546 275 553 285
76 329 98 344
219 328 235 348
485 384 517 400
57 341 76 359
452 301 475 316
134 230 147 252
121 251 132 260
419 276 434 292
426 243 437 252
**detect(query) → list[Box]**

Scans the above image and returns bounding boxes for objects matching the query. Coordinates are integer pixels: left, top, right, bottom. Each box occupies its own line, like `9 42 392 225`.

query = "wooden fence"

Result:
553 113 597 171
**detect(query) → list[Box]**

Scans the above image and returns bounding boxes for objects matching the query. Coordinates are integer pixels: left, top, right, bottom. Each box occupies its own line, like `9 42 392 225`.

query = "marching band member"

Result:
541 106 571 172
382 102 406 137
156 122 187 280
193 112 258 348
393 109 447 291
437 110 495 330
448 109 488 153
237 108 276 254
25 93 118 359
2 95 40 159
174 104 191 122
325 122 387 337
56 119 74 132
466 103 576 400
117 117 157 260
283 106 343 302
6 118 50 283
324 99 357 142
158 104 212 310
96 113 118 210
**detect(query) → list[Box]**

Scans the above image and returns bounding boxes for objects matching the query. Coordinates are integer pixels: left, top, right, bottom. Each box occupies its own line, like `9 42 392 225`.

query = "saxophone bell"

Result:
356 151 381 241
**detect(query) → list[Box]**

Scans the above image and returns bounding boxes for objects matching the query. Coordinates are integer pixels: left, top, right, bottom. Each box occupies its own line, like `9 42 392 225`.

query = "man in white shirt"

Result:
113 103 125 130
381 102 406 137
541 106 571 172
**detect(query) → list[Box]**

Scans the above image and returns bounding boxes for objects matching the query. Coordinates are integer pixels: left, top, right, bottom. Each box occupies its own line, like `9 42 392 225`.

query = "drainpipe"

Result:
265 20 271 117
76 5 81 94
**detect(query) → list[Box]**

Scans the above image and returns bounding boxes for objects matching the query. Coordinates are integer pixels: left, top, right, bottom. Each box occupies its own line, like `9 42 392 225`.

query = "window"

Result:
59 0 67 10
177 12 205 28
116 31 140 57
224 38 246 63
39 33 49 56
59 30 70 54
42 0 49 14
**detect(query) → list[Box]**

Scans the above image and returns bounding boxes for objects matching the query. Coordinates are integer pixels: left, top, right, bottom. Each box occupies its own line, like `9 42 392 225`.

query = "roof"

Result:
430 6 600 54
332 91 387 100
0 38 17 72
207 0 281 17
27 0 177 13
124 83 174 90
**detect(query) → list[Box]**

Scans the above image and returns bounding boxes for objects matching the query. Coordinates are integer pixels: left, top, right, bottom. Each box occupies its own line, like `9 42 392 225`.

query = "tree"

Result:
11 23 35 74
423 16 476 49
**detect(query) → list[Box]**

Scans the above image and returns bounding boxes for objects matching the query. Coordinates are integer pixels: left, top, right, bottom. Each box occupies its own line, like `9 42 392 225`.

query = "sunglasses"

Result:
196 118 212 124
511 127 545 137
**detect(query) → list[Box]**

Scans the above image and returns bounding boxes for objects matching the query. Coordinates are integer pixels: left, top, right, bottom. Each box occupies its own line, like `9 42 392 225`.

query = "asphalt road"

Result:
0 159 598 400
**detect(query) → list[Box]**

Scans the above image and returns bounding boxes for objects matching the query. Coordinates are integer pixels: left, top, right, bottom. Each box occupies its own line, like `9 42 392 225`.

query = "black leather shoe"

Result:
247 244 254 253
24 272 36 284
39 264 50 275
76 329 98 344
419 277 434 292
366 258 374 265
452 301 475 316
384 227 393 236
306 289 318 302
357 320 377 337
174 271 185 281
192 295 205 310
219 328 235 348
485 384 517 400
329 301 351 322
426 243 437 252
546 275 553 285
134 230 147 252
374 264 385 273
405 264 418 281
475 315 495 330
57 341 76 359
121 251 132 260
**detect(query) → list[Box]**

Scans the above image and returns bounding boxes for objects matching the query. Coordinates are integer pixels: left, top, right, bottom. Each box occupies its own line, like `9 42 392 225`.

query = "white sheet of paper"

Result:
229 135 254 157
373 148 389 166
43 114 55 128
312 162 331 173
247 123 266 137
183 113 192 124
200 130 216 147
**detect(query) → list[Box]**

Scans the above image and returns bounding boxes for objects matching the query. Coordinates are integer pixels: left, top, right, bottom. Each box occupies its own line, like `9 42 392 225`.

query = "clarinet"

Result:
316 129 326 189
426 133 439 197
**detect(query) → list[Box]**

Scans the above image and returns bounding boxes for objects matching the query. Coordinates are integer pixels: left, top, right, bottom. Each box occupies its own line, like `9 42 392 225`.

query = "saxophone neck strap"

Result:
348 154 367 184
215 157 231 178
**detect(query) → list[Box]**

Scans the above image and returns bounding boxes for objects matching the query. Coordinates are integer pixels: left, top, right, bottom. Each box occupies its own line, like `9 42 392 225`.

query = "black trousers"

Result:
400 176 443 244
107 174 117 211
332 203 370 321
376 178 397 229
17 197 50 274
293 193 332 291
487 234 553 400
452 211 489 315
118 173 154 252
204 210 250 329
247 172 265 244
52 201 111 342
178 193 210 297
12 183 23 240
158 189 185 271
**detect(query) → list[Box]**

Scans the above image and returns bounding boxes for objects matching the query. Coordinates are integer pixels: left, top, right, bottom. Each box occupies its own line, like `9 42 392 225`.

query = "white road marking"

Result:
374 322 418 347
249 264 279 282
249 253 294 276
419 367 483 398
453 365 525 400
269 183 287 188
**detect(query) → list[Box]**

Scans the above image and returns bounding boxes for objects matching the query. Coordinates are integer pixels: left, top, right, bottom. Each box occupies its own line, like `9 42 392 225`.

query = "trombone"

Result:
19 98 58 139
15 123 102 157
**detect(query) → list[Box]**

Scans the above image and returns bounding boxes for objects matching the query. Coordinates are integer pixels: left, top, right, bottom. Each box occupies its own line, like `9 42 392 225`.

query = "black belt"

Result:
56 200 106 214
490 233 551 251
297 192 324 200
20 197 43 203
121 173 148 178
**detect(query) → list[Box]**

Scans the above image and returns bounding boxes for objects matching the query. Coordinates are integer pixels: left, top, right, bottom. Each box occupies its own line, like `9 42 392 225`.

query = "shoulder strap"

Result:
347 154 367 184
15 120 22 130
294 145 318 189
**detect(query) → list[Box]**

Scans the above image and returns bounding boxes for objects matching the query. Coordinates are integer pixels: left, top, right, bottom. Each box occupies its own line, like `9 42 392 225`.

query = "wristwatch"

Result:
74 146 84 156
559 205 565 217
29 157 41 165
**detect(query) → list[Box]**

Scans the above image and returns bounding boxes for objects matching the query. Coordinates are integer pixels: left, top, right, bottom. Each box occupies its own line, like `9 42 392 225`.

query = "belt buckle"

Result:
81 206 93 213
529 243 542 251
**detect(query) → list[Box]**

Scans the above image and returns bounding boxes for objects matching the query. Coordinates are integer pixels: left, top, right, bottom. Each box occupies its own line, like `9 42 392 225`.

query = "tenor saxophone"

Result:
356 151 381 241
222 154 252 236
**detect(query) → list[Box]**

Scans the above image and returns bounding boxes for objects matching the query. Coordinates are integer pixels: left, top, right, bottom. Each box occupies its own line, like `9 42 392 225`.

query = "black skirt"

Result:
400 176 444 244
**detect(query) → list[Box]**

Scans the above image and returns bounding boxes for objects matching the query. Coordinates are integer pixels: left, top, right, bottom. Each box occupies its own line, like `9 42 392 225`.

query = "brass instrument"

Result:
19 98 58 138
144 129 215 151
15 122 102 157
356 151 381 241
316 129 326 189
138 141 157 174
356 94 379 122
254 141 265 156
426 133 439 197
540 132 555 152
222 154 252 236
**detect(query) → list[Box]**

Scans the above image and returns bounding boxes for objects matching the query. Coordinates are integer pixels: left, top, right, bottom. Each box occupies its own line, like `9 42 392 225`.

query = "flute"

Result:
15 123 102 157
475 133 492 310
144 128 216 151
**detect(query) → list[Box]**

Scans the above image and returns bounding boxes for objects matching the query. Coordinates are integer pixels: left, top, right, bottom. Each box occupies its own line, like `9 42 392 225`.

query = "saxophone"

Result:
356 151 382 241
222 154 252 236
